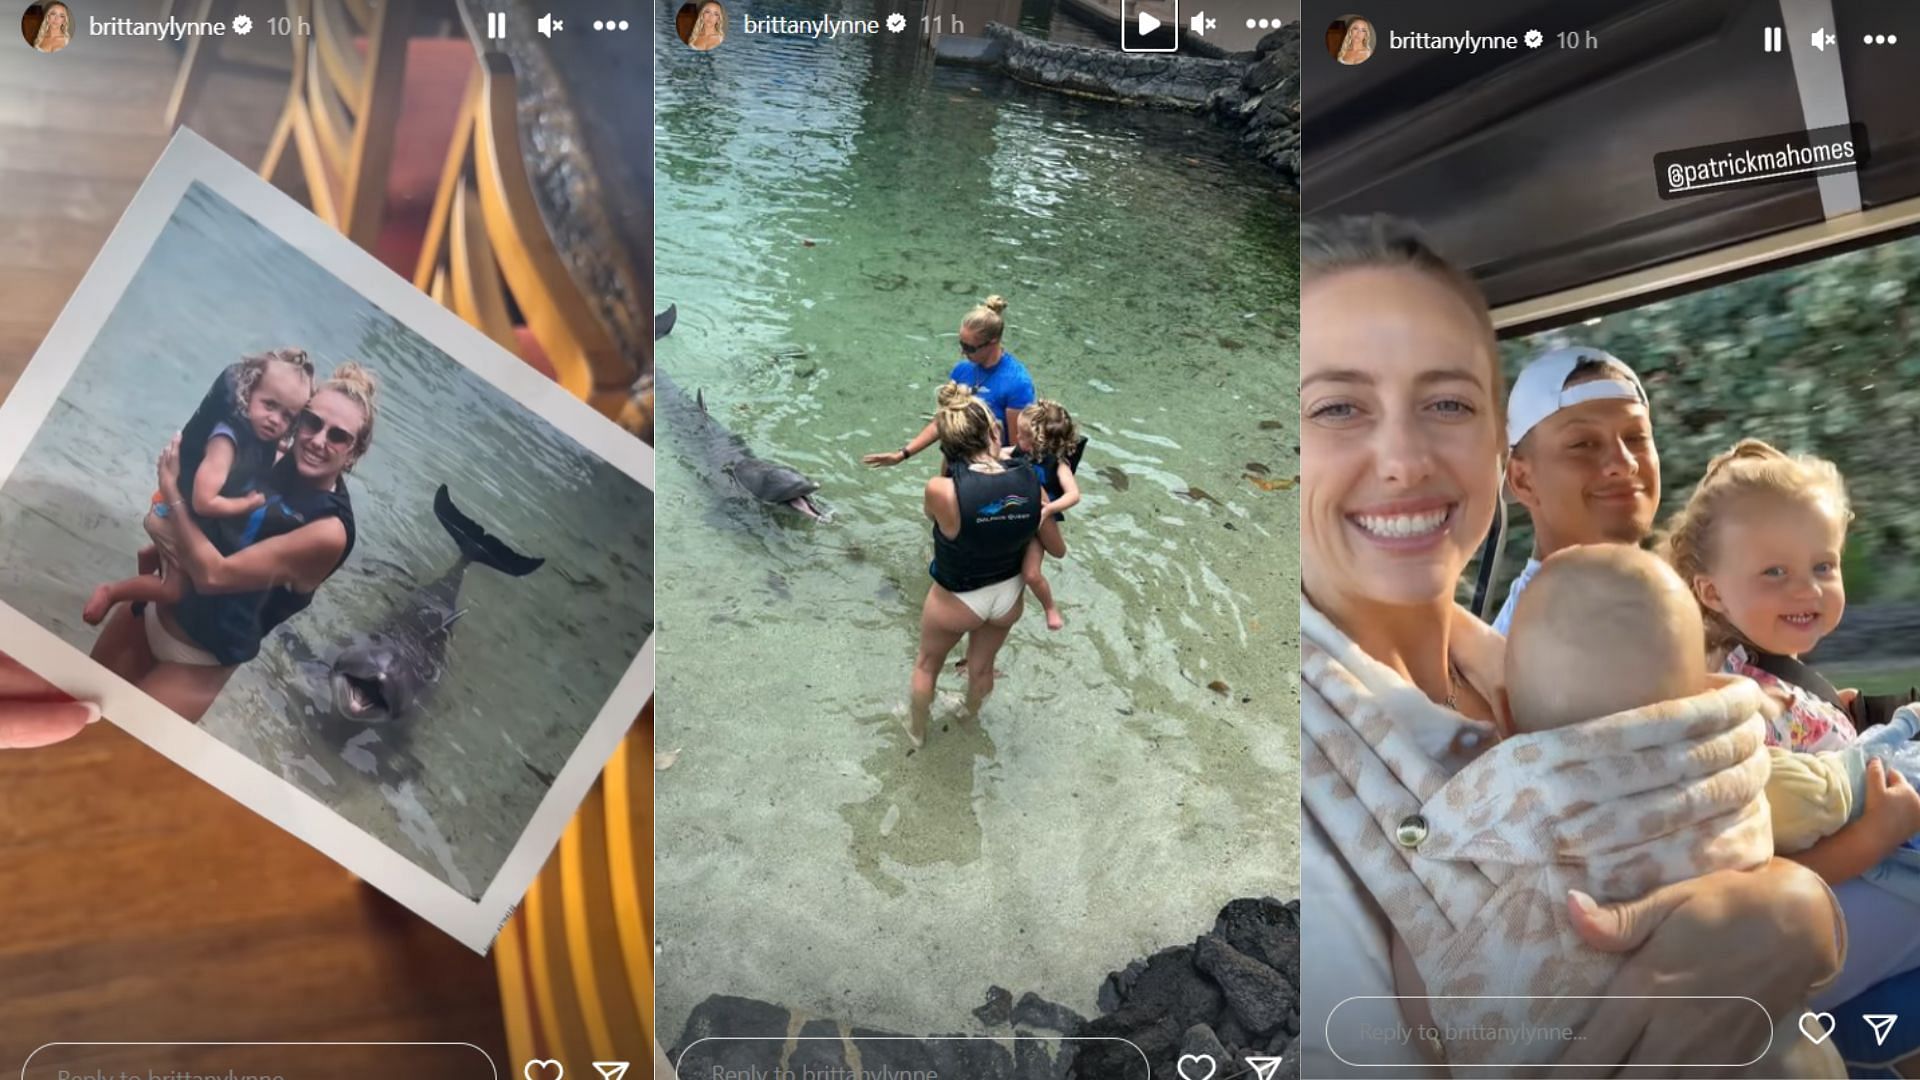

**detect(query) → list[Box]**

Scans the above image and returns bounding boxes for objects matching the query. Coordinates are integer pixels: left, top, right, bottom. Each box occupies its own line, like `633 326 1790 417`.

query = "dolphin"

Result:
329 485 545 723
651 305 827 520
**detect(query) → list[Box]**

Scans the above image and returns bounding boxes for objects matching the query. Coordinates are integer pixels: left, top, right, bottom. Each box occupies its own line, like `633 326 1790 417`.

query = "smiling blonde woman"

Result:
1335 16 1373 64
31 0 72 51
688 0 725 50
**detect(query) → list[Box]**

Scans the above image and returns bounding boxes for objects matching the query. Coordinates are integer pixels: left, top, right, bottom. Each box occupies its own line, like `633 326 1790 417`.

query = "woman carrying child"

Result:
904 383 1046 749
1296 214 1844 1074
90 364 380 723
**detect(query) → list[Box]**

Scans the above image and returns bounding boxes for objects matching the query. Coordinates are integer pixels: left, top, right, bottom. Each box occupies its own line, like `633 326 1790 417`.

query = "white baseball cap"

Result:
1506 346 1649 449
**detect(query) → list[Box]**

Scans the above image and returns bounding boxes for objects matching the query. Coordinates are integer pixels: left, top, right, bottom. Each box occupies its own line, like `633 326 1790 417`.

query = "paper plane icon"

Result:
1246 1056 1283 1080
1866 1015 1899 1047
592 1064 630 1080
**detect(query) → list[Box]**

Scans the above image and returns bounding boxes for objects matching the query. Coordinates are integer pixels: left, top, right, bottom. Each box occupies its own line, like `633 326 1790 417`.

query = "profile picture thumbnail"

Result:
1327 14 1374 64
22 0 72 52
676 0 725 50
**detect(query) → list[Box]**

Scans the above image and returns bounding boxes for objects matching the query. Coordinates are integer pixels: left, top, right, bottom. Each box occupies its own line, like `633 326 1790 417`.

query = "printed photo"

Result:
0 131 655 950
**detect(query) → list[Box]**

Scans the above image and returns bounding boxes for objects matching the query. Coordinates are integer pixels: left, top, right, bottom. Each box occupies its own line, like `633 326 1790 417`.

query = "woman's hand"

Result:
0 653 98 749
1561 858 1843 1073
862 450 907 468
156 432 185 497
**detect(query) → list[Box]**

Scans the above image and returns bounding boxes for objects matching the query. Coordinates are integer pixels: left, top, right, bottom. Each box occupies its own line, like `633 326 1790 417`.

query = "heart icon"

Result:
524 1060 565 1080
1176 1053 1217 1080
1800 1011 1836 1045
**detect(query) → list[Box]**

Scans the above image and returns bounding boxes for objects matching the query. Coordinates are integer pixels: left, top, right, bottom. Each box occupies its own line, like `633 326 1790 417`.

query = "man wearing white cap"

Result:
1492 347 1659 634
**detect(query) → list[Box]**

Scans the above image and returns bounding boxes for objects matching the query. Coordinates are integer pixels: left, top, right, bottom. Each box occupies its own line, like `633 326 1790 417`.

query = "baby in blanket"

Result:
1387 545 1822 1072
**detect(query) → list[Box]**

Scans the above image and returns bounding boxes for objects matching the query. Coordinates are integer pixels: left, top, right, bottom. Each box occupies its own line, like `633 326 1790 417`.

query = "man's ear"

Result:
1506 450 1540 513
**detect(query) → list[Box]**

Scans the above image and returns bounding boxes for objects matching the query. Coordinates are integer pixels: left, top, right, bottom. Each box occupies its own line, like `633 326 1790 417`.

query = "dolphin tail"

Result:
434 485 546 577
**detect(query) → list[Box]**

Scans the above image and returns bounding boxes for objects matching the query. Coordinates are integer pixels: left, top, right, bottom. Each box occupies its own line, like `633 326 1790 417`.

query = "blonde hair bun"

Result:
326 361 380 403
937 382 977 410
982 295 1008 314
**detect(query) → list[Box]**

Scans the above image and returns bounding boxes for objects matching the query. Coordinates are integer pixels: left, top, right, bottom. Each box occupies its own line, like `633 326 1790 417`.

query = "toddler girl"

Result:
1664 438 1920 901
83 348 315 625
1010 400 1082 629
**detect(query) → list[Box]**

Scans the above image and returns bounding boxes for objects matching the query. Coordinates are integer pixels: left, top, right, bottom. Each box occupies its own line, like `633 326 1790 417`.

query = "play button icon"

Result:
1121 0 1178 51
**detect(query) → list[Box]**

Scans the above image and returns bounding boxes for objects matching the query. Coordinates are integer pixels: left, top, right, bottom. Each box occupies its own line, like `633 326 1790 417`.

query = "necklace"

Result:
1443 657 1464 710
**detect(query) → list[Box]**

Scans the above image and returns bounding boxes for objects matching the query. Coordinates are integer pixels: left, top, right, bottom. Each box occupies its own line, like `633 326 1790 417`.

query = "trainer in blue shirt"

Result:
865 295 1037 468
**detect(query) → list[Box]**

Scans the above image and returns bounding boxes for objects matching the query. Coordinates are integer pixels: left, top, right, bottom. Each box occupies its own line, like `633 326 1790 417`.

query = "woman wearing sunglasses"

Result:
89 364 379 723
863 295 1037 469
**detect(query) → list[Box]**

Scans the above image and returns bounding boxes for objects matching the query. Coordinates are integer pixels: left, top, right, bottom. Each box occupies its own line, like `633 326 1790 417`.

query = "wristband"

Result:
900 445 914 460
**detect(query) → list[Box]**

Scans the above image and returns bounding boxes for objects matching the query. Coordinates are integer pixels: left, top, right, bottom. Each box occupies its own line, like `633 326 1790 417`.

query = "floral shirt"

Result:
1723 644 1858 752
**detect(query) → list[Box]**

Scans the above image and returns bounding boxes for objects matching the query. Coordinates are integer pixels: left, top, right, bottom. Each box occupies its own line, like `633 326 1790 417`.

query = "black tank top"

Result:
930 460 1042 593
174 457 356 665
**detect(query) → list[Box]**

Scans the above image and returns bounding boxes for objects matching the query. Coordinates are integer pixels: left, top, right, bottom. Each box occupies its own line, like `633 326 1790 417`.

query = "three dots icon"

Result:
592 18 632 30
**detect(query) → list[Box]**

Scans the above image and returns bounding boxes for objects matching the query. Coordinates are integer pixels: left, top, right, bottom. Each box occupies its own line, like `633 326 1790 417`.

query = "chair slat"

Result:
604 715 655 1045
313 0 366 108
449 177 519 349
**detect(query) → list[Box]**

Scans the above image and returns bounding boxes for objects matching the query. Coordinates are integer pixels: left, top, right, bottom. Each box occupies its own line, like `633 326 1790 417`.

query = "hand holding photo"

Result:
0 130 655 950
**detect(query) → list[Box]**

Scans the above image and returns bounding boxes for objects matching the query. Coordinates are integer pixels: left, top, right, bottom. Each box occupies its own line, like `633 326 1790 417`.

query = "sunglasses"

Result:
959 336 998 356
298 410 357 449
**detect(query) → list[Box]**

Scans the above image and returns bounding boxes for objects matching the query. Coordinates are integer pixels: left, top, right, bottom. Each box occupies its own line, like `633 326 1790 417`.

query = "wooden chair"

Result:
254 0 480 277
493 708 656 1071
258 0 414 250
411 46 637 419
162 0 294 131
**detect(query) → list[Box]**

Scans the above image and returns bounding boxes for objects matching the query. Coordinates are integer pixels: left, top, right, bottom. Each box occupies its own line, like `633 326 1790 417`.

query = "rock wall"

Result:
982 22 1245 108
1210 24 1301 185
667 897 1302 1080
964 23 1302 186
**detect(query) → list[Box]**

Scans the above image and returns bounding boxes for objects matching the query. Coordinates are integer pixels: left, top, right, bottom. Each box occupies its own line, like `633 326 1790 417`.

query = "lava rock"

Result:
1216 1014 1251 1055
975 985 1015 1027
1180 1022 1231 1068
1014 991 1087 1034
1213 896 1302 986
1075 1011 1175 1078
1099 957 1151 1014
1013 1031 1061 1080
1195 935 1294 1035
670 995 789 1069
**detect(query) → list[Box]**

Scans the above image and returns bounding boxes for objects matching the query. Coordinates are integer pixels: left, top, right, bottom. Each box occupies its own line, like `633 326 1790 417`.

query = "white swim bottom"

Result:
951 574 1024 622
144 604 222 667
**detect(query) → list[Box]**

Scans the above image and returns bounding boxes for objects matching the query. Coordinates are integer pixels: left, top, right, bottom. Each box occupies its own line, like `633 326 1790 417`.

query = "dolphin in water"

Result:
329 486 545 723
651 305 827 521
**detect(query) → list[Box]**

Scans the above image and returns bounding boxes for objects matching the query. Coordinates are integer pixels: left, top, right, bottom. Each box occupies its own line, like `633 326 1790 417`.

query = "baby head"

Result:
1020 399 1077 460
1504 544 1708 733
233 347 316 445
1661 439 1850 659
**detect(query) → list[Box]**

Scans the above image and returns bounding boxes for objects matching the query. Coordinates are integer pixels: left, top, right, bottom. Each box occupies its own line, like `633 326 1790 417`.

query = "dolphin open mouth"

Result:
332 672 392 722
787 494 827 520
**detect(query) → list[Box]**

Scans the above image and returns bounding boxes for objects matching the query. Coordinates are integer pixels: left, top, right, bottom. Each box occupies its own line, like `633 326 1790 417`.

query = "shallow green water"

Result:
653 1 1300 1039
